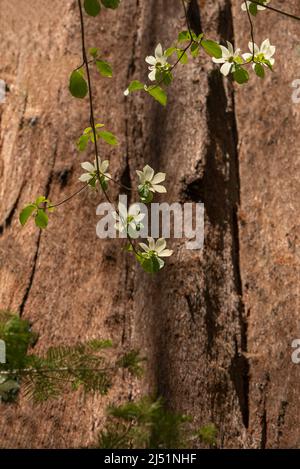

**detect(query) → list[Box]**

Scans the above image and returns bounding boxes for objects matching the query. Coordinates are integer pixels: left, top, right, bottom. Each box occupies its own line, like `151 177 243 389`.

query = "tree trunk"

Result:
0 0 299 448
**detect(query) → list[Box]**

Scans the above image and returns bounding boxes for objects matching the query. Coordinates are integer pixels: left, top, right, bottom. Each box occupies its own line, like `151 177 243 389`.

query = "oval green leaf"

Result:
35 209 49 229
84 0 101 16
96 60 113 78
19 204 36 226
69 70 88 99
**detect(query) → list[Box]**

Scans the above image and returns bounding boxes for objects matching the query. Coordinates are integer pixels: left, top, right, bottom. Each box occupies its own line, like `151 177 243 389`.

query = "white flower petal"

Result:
148 69 156 81
147 237 155 250
79 173 92 182
242 53 252 61
145 55 156 65
226 41 234 55
155 43 163 59
220 45 231 59
151 172 166 184
220 61 232 76
143 165 155 182
152 184 167 193
81 161 95 172
212 57 226 64
158 249 173 258
100 160 109 173
135 213 145 223
155 238 166 253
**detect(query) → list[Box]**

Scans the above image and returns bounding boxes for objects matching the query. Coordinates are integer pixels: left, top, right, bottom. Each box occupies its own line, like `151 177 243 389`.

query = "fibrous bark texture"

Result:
0 0 299 448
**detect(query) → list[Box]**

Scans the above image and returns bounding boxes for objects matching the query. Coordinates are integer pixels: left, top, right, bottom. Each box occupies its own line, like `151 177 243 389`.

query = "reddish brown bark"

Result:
0 0 299 448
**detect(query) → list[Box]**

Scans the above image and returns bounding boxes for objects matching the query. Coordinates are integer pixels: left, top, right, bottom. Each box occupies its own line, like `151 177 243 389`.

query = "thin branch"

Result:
244 1 256 61
48 179 94 209
250 1 300 22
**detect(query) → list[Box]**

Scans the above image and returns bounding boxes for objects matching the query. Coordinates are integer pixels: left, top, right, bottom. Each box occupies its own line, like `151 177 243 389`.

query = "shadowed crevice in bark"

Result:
261 408 267 449
204 64 249 426
19 230 42 317
187 0 202 36
0 181 25 235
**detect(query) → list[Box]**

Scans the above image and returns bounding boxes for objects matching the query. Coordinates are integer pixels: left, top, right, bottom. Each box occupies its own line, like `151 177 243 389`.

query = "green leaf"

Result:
233 67 249 84
96 60 113 78
69 70 88 99
254 63 265 79
191 43 200 58
89 47 99 58
84 0 101 16
77 134 89 151
125 80 144 95
249 3 258 16
263 59 273 71
35 209 48 229
138 255 162 274
177 50 188 64
178 30 191 42
98 130 118 145
19 205 36 226
101 0 120 8
146 86 167 107
165 47 177 58
201 39 222 58
35 196 47 206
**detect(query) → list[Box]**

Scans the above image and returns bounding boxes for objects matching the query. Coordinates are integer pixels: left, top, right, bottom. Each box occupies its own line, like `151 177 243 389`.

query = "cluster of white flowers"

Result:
139 237 173 270
241 0 270 12
145 44 169 81
212 39 275 77
243 39 275 68
212 42 242 77
79 157 110 187
113 203 145 237
136 165 167 194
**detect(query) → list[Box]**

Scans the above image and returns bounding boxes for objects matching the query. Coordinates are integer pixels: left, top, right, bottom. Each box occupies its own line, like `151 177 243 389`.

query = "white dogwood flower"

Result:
136 165 166 193
212 41 242 76
79 158 110 185
241 0 270 12
113 203 145 235
145 44 169 81
139 237 173 258
242 39 276 67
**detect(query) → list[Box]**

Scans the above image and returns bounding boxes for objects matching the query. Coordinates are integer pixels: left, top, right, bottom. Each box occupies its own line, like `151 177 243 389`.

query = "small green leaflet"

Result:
98 130 118 145
96 60 113 78
19 205 36 226
136 254 162 274
249 3 258 16
177 50 188 64
125 80 144 94
20 196 53 229
178 30 191 42
89 47 99 58
165 47 177 58
233 67 249 84
201 39 222 59
84 0 101 16
254 63 265 79
69 70 88 99
35 209 48 229
146 86 167 107
77 134 89 151
101 0 120 8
